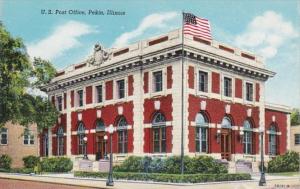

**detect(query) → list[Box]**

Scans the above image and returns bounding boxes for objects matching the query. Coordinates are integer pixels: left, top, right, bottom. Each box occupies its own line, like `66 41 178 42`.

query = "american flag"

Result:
183 13 212 41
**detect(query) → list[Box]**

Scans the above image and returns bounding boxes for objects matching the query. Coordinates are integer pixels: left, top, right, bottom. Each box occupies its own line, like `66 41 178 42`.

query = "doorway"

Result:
221 129 231 160
95 132 106 160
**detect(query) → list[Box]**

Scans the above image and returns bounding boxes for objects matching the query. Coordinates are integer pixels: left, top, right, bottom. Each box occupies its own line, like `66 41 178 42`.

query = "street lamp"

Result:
259 127 266 186
104 135 108 160
83 136 88 160
106 124 115 186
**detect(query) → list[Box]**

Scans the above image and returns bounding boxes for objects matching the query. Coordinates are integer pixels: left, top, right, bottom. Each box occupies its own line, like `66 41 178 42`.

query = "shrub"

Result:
114 155 227 174
267 151 300 173
23 155 40 168
74 171 251 183
41 157 73 172
0 154 12 170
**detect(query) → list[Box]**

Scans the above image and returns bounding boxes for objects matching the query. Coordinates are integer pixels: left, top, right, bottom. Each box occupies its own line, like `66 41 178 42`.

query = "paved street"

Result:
0 178 95 189
0 173 299 189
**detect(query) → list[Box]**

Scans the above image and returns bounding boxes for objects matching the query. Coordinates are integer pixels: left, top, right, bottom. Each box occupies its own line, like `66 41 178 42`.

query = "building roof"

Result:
43 29 275 93
265 102 292 114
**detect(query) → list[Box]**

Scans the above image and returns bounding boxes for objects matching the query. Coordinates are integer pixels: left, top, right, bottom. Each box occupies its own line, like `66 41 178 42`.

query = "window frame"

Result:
195 113 209 153
95 85 103 103
268 124 277 155
117 117 128 153
152 70 163 93
295 134 300 145
116 79 125 99
56 96 63 111
245 82 254 102
0 128 8 145
198 71 208 93
57 127 64 156
24 131 34 145
152 112 167 153
77 122 86 155
223 76 232 97
243 120 253 154
76 89 84 107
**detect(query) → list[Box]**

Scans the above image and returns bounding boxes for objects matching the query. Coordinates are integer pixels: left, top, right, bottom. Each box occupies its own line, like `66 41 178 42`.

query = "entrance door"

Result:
221 129 231 160
95 132 106 160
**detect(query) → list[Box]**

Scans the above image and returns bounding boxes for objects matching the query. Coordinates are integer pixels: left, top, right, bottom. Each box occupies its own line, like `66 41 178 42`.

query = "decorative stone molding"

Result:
200 100 207 110
77 113 82 121
225 104 231 114
247 108 252 117
118 106 123 115
232 126 238 130
154 100 160 110
272 115 276 122
58 117 61 124
96 110 102 118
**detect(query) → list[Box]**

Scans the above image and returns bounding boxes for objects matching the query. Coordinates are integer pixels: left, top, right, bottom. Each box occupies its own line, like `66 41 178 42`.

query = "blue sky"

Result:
1 0 299 108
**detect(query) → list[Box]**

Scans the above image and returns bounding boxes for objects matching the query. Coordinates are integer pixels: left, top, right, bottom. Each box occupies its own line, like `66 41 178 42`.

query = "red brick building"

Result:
40 29 291 170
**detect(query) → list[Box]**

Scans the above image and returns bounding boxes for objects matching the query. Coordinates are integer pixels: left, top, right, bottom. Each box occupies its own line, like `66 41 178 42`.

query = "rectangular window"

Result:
96 85 103 103
58 136 64 156
118 130 128 153
0 128 8 145
195 127 208 153
24 133 34 145
269 134 276 155
77 90 83 107
117 80 125 99
78 134 85 155
224 77 232 97
295 134 300 145
57 96 62 111
153 71 163 92
246 83 253 101
198 71 208 92
243 131 252 154
153 127 166 153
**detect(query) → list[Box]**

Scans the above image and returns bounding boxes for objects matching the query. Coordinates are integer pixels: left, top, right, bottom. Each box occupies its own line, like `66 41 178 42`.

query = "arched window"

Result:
57 127 64 156
95 119 105 132
243 120 252 154
152 112 166 153
221 116 232 128
195 113 208 153
77 122 85 155
268 124 277 155
117 117 128 153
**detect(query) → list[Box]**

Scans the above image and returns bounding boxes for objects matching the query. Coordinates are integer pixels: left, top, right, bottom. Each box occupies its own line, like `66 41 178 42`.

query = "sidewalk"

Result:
0 172 299 189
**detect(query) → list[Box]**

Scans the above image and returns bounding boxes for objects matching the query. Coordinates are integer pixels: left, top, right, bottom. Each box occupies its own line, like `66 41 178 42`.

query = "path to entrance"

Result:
0 172 299 189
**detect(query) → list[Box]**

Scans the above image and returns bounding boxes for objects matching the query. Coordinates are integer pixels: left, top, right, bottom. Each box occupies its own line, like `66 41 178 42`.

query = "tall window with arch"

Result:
117 117 128 153
268 124 277 155
57 127 64 156
152 112 166 153
77 122 85 155
243 120 252 154
221 116 232 128
195 113 208 153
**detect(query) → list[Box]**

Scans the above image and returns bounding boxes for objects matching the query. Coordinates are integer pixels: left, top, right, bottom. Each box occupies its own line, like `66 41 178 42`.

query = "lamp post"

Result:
106 124 115 186
104 135 108 160
259 127 266 186
83 136 88 160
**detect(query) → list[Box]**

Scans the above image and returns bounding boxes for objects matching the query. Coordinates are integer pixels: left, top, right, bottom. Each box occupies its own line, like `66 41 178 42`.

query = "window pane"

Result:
57 96 62 111
153 71 162 92
295 134 300 145
246 83 253 101
199 71 208 92
117 80 125 99
224 77 232 97
77 90 83 107
96 85 102 103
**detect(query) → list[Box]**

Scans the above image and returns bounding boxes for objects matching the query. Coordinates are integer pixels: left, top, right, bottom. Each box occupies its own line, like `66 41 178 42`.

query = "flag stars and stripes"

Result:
183 13 212 41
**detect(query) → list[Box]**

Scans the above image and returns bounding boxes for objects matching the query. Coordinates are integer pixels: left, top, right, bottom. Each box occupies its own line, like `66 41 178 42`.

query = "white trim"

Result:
72 131 78 135
208 123 216 128
90 129 96 133
216 124 221 129
84 130 89 134
144 123 152 128
166 121 172 126
190 121 196 126
232 126 238 130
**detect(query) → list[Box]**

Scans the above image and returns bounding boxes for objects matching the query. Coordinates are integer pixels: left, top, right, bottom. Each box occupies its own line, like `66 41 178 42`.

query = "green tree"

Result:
291 109 300 126
0 23 58 131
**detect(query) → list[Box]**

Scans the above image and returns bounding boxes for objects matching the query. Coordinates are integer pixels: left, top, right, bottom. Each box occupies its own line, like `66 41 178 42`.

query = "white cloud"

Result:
112 12 179 48
234 11 298 59
27 20 96 60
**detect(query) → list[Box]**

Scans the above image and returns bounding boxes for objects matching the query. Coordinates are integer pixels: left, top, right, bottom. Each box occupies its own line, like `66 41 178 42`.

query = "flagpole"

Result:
180 11 185 175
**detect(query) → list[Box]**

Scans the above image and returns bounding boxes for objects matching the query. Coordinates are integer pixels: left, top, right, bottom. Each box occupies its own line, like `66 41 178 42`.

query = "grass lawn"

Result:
268 172 300 176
